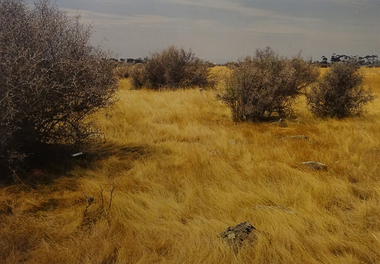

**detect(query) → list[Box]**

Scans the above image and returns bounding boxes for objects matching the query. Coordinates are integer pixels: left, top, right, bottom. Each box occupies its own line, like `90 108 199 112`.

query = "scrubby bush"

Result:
218 47 319 122
0 0 118 180
114 65 131 79
130 46 213 89
306 61 375 118
130 63 146 89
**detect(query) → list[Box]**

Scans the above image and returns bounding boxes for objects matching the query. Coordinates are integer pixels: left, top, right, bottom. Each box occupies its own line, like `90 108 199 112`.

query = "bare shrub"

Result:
130 63 147 88
114 65 131 79
130 46 213 89
0 0 118 180
218 47 319 122
306 62 375 118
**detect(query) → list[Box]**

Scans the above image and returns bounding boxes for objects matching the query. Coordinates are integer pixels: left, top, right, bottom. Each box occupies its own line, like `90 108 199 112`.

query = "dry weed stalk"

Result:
83 183 115 216
82 193 95 216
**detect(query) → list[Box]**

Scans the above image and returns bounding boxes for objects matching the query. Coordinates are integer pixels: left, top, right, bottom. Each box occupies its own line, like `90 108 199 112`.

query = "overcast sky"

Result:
43 0 380 63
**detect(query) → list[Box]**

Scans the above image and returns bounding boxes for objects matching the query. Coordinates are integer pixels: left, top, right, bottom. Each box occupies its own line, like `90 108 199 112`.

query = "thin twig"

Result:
108 184 115 211
99 186 104 210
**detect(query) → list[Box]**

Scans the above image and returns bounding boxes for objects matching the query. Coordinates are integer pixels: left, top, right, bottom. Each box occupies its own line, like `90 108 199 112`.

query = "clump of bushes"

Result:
130 46 214 89
306 61 375 118
0 0 118 180
218 47 319 122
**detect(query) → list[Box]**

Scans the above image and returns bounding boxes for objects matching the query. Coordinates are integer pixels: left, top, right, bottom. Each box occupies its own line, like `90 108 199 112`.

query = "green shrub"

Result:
130 46 213 89
306 61 375 118
0 0 118 180
218 47 319 122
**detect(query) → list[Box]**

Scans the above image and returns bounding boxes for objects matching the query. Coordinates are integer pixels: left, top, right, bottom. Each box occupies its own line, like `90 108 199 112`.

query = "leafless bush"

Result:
130 46 213 89
218 47 319 122
114 65 131 79
0 0 118 180
130 63 147 88
306 62 375 118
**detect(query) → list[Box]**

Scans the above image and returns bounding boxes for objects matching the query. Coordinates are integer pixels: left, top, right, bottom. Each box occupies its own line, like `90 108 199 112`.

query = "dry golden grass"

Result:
1 67 380 263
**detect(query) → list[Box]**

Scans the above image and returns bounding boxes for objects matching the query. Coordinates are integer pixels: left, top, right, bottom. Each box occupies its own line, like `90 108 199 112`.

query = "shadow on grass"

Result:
0 141 153 188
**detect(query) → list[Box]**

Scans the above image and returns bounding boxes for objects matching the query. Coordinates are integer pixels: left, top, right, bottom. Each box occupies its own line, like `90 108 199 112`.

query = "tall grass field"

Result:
1 67 380 263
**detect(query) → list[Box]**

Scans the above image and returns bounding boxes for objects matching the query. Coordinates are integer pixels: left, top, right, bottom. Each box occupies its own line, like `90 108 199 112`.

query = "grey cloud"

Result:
25 0 380 63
